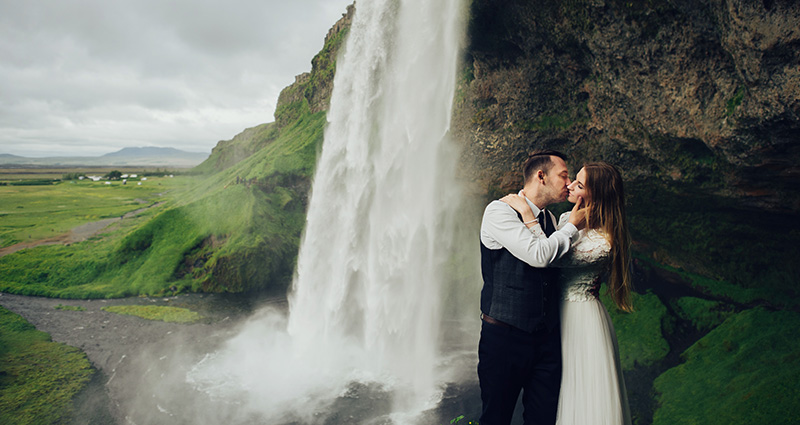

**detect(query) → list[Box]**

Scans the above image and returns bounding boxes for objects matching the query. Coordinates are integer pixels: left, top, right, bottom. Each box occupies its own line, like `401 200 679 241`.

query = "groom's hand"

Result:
568 196 587 230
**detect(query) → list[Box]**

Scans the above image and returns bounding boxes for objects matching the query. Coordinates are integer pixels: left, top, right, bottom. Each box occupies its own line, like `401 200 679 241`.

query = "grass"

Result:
652 307 800 424
0 306 94 425
101 305 201 323
0 176 186 248
54 304 86 312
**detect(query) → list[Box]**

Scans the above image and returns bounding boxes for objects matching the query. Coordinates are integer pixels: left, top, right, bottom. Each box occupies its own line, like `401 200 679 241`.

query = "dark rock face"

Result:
453 0 799 297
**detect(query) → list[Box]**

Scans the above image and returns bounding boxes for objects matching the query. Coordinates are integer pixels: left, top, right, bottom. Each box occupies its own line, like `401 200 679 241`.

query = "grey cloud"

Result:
0 0 351 157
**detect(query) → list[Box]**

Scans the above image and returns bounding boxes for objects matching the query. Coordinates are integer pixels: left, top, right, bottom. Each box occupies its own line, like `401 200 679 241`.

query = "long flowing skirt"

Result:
556 298 631 425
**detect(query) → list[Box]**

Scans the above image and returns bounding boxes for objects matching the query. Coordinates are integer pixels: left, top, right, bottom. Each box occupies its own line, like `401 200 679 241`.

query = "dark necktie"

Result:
539 210 555 236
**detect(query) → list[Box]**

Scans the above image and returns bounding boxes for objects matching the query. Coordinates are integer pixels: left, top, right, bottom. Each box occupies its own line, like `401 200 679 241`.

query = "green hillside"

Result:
0 14 350 299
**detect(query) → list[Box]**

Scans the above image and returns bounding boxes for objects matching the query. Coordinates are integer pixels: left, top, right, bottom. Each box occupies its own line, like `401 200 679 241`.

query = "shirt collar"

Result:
518 190 544 216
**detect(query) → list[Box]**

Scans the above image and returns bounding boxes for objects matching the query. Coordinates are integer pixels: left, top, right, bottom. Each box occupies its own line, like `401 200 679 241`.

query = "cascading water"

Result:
290 0 466 414
186 1 469 423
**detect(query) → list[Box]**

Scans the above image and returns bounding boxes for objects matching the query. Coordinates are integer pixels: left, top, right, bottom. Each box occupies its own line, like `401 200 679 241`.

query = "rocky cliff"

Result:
452 0 800 303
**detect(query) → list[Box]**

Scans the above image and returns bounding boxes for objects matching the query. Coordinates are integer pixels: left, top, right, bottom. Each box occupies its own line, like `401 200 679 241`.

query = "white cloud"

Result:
0 0 351 157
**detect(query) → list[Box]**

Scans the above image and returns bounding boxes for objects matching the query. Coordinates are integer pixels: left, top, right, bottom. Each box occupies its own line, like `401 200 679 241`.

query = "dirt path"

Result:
0 202 165 258
0 292 286 424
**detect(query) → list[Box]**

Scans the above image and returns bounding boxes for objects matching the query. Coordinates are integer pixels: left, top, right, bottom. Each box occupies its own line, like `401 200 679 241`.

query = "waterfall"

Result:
187 1 468 423
289 0 466 415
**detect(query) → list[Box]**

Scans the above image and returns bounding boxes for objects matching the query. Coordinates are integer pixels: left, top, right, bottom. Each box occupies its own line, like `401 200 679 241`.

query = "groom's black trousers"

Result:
478 318 561 425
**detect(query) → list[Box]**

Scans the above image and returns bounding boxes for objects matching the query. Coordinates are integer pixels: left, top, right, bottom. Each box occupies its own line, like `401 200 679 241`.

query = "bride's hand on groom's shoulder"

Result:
569 196 587 230
500 193 526 211
500 193 536 223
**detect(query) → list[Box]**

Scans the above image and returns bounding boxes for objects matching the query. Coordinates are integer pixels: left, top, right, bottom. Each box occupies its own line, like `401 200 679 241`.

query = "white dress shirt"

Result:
480 194 578 268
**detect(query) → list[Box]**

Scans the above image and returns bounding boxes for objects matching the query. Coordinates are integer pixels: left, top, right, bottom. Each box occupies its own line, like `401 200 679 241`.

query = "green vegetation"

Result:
101 305 201 323
671 297 735 332
725 85 745 116
653 307 800 424
0 166 171 182
304 26 350 104
105 170 123 180
192 123 279 174
627 181 800 310
0 306 93 425
601 289 671 370
61 172 86 181
0 89 328 299
0 6 351 299
633 253 792 308
54 304 86 312
0 176 179 248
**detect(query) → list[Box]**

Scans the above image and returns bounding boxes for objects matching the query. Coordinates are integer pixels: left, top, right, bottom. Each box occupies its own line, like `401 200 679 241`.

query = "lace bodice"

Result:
526 212 611 302
556 212 610 302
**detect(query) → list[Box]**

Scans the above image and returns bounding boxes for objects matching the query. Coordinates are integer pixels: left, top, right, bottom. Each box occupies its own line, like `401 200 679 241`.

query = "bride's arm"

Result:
499 194 538 229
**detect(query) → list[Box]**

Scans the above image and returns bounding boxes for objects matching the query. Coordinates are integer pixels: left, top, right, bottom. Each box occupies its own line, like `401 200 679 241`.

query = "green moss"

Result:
0 306 93 424
101 305 201 323
601 289 671 370
671 297 735 332
725 85 745 117
627 181 800 309
653 308 800 424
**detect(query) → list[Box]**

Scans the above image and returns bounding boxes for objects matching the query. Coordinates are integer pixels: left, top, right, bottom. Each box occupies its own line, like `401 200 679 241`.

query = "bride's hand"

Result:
568 196 587 230
500 193 536 224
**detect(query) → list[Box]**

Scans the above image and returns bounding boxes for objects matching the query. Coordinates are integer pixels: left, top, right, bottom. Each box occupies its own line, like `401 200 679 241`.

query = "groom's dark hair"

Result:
523 149 568 184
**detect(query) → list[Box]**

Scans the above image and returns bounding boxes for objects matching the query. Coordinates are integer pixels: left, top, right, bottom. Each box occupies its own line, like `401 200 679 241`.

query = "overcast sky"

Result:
0 0 352 157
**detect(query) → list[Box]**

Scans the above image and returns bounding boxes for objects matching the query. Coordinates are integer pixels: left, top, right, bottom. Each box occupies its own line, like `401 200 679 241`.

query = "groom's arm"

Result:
480 200 578 268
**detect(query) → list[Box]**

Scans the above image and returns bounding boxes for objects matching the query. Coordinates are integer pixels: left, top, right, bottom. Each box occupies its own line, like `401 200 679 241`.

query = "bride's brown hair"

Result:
583 161 633 312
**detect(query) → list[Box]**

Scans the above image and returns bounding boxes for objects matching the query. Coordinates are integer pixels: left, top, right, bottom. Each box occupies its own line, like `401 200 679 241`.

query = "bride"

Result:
501 161 633 425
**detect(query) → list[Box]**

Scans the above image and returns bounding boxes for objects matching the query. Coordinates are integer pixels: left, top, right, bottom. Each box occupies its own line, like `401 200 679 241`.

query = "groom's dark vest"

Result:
480 235 561 333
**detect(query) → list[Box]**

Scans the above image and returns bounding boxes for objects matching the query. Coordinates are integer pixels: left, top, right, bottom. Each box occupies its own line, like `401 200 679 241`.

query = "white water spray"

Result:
290 0 466 415
187 1 468 423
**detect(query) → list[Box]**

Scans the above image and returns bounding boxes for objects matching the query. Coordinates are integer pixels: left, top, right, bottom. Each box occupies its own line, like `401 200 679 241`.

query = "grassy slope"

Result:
0 15 344 298
652 307 800 424
0 306 94 425
0 107 325 298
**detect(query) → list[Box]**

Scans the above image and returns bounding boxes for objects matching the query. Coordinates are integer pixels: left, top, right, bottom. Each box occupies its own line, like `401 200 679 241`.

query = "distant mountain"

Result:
0 147 209 167
102 147 202 158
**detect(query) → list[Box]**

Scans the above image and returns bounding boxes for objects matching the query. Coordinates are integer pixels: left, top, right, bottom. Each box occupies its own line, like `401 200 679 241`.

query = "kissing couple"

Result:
478 150 633 425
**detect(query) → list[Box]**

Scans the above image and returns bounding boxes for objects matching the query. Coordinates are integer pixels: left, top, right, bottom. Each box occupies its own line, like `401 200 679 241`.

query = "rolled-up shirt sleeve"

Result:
480 200 577 268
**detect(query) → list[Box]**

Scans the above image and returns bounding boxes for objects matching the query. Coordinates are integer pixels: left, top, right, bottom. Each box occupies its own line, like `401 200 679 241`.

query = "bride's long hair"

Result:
583 161 633 312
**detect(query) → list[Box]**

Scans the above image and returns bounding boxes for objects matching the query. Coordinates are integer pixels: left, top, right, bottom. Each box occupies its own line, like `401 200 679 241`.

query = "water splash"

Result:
188 0 468 422
289 0 466 415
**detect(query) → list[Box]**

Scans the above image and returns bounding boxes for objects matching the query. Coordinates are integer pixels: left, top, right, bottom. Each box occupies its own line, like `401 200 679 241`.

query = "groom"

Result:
478 150 578 425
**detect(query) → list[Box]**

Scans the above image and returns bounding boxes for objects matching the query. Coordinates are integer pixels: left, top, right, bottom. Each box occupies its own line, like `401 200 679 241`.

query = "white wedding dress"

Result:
533 212 632 425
